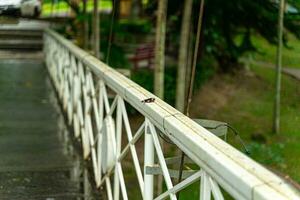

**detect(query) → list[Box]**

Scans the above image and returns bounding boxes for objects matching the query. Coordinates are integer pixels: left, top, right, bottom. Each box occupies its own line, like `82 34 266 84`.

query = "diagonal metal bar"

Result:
209 175 224 200
148 122 177 200
106 177 113 200
118 121 145 162
119 99 145 196
155 170 202 200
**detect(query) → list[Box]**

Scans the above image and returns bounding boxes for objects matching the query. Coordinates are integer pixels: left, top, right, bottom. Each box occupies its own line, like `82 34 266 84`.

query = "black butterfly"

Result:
141 98 155 103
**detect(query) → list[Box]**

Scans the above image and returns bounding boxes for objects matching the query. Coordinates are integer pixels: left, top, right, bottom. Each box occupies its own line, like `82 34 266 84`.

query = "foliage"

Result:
132 57 216 106
247 142 285 166
131 68 177 105
99 17 152 44
250 33 300 69
101 41 131 68
99 17 152 68
164 68 177 105
61 0 81 14
146 0 300 71
118 19 152 34
131 69 153 91
209 64 300 183
203 0 300 71
55 19 77 39
193 56 217 90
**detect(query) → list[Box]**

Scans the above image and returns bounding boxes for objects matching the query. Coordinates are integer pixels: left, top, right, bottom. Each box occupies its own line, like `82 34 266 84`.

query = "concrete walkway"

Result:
282 67 300 80
250 60 300 81
0 59 98 199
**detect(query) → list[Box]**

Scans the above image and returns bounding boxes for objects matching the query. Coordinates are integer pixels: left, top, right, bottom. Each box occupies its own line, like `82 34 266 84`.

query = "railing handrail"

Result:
44 28 300 200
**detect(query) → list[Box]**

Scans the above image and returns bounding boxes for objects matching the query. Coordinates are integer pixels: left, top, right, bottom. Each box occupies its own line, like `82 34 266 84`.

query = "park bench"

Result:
129 43 155 70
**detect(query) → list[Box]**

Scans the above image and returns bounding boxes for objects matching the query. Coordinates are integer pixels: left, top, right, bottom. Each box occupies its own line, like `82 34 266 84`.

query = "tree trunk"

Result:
273 0 285 134
62 0 80 14
131 0 142 19
114 0 121 20
175 0 193 113
83 0 89 50
93 0 100 58
154 0 167 195
154 0 167 99
138 0 143 16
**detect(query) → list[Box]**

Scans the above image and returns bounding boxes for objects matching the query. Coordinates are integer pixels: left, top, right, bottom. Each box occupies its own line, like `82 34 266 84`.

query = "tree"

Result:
93 0 100 58
273 0 285 134
154 0 168 99
151 0 300 71
131 0 142 19
175 0 193 113
61 0 81 14
83 0 89 49
202 0 300 71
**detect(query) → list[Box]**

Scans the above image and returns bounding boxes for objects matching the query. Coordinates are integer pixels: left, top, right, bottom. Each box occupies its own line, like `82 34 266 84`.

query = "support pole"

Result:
273 0 285 134
154 0 168 99
93 0 100 58
175 0 193 113
177 0 205 198
144 119 154 200
185 0 205 117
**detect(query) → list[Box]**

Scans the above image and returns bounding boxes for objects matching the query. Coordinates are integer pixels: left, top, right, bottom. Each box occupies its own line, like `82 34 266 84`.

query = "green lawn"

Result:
178 63 300 199
248 64 300 182
130 63 300 199
210 64 300 182
251 34 300 69
41 0 112 16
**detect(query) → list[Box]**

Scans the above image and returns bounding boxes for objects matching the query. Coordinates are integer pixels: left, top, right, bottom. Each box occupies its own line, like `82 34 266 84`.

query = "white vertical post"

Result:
97 81 104 186
144 119 154 200
200 171 211 200
114 97 122 200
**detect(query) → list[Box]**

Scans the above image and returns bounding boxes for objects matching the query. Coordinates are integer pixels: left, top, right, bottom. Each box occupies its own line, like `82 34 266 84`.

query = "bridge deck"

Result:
0 59 94 199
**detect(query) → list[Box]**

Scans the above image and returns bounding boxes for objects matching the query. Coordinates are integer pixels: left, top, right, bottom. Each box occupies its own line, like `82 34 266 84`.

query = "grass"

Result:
124 32 300 198
250 65 300 181
128 63 299 199
41 0 112 16
211 64 300 182
177 64 300 199
251 34 300 69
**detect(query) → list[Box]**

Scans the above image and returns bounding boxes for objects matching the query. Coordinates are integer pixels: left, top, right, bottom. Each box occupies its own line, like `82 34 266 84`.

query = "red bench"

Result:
129 43 155 70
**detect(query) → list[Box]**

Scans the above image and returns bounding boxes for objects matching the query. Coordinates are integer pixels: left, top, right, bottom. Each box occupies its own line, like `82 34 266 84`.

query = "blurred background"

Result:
0 0 299 198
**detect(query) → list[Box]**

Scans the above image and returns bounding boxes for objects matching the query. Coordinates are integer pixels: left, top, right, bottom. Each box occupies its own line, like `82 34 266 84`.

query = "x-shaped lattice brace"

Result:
46 36 226 200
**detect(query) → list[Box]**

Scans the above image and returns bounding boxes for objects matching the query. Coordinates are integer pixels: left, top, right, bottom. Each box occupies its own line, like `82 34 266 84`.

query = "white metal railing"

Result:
44 29 300 200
